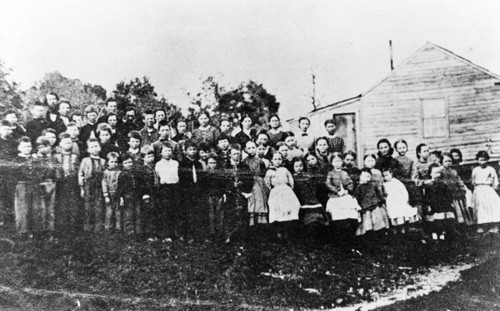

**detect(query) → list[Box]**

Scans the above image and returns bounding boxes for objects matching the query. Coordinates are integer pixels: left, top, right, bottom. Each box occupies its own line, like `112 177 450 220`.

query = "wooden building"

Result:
288 42 500 165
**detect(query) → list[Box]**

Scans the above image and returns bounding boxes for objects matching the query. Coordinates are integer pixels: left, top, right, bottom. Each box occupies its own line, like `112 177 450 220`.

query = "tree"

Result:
112 76 181 123
188 76 280 128
23 71 107 111
0 60 23 110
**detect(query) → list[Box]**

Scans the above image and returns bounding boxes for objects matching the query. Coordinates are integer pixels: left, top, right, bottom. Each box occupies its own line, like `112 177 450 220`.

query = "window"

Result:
421 99 448 138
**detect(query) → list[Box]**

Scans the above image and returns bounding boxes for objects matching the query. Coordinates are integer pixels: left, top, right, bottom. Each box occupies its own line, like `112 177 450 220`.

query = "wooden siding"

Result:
356 44 500 163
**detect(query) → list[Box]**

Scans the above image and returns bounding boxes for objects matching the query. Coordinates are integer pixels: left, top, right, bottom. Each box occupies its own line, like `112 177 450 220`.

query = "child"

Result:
102 152 121 231
155 142 180 239
343 150 361 191
394 139 414 182
198 142 211 170
42 128 58 154
429 150 442 165
32 136 59 235
139 110 158 147
172 119 192 147
13 137 37 236
0 121 16 228
383 167 420 233
412 143 431 217
291 157 329 231
54 133 81 233
276 142 292 171
256 142 271 168
126 130 142 163
324 119 345 154
425 163 455 240
219 119 232 137
70 111 84 129
179 140 203 240
203 153 226 238
0 120 16 160
314 137 333 173
441 152 473 226
152 121 182 162
216 133 231 168
268 115 286 148
244 140 269 225
354 168 389 236
284 132 304 161
66 122 85 159
79 105 99 143
26 102 48 143
78 138 106 232
363 154 383 194
117 155 151 235
264 152 301 239
471 151 500 233
98 126 121 159
325 153 360 239
4 110 26 140
140 145 157 235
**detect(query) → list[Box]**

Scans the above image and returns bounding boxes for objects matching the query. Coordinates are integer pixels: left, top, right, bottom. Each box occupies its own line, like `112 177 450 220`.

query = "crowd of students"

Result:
1 92 500 243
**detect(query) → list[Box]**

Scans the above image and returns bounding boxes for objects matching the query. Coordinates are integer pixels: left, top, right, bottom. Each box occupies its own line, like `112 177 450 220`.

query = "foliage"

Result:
0 60 23 110
112 76 182 123
188 77 280 127
22 71 107 112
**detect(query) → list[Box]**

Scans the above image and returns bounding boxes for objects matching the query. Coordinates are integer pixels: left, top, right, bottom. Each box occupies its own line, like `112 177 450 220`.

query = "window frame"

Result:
420 98 449 139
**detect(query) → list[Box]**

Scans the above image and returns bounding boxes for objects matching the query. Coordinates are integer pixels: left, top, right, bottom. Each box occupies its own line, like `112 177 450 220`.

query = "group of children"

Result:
1 96 500 244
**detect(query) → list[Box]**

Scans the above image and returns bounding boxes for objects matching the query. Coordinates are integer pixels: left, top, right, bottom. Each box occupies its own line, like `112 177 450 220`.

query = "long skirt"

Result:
268 184 301 223
452 198 474 225
472 185 500 224
248 177 269 225
326 195 360 221
356 205 390 236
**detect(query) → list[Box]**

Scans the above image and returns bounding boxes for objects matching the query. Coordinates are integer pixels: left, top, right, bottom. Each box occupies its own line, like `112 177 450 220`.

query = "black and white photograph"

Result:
1 1 500 310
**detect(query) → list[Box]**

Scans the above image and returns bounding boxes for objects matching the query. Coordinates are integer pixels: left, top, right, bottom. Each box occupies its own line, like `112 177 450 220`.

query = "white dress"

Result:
471 166 500 224
384 178 420 225
265 167 301 223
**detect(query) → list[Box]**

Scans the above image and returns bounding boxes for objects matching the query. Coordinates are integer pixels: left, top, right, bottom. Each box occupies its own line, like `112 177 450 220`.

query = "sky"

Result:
1 0 500 120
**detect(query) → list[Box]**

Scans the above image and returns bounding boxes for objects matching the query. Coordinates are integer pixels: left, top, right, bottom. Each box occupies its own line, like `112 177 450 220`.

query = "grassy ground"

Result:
0 226 498 310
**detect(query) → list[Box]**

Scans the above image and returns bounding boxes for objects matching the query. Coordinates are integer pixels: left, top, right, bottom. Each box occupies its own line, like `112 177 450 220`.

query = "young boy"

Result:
202 153 226 239
152 121 182 162
98 126 121 159
13 137 36 236
179 140 203 240
139 110 158 147
102 152 121 231
117 154 151 235
54 133 81 233
26 102 48 143
33 136 59 235
42 128 58 154
155 142 180 239
126 130 142 163
243 140 268 226
79 105 99 143
198 142 211 171
4 110 26 140
140 145 157 235
70 112 84 129
216 133 231 169
78 138 106 232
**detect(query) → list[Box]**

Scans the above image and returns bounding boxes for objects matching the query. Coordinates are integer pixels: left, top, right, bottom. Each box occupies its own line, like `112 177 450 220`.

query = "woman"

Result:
374 138 404 179
268 115 286 148
234 115 257 148
191 111 220 148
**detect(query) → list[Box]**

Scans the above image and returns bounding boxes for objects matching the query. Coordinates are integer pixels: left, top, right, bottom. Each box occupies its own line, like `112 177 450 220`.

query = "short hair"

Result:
97 125 113 137
42 128 57 137
284 131 295 138
143 110 154 117
36 136 51 147
58 132 72 141
207 152 218 161
105 98 117 105
140 145 155 156
220 119 230 125
184 139 198 150
18 136 31 145
154 108 166 116
121 153 134 163
324 119 335 127
363 153 377 161
66 121 78 129
416 143 428 159
430 150 442 162
0 120 12 127
332 152 344 161
229 143 241 152
157 120 170 131
427 163 441 175
33 101 45 108
291 156 307 170
381 166 394 174
58 100 71 110
176 119 187 126
344 150 357 160
360 168 372 175
84 105 99 115
298 117 310 124
4 109 17 117
217 133 231 142
257 130 270 139
106 151 120 161
161 141 174 151
256 141 269 148
276 141 288 149
245 140 257 148
86 137 100 146
441 152 453 164
106 112 117 121
128 130 142 142
125 106 136 113
71 111 82 119
476 150 490 161
198 142 211 152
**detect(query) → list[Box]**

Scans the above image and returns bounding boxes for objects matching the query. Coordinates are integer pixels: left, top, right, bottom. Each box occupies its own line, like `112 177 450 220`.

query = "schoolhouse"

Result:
288 42 500 165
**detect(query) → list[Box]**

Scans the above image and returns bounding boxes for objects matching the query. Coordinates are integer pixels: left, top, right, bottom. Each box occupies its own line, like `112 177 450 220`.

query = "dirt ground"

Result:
0 226 498 311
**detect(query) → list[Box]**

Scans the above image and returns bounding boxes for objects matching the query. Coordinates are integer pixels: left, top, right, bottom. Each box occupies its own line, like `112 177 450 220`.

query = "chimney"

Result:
389 40 394 71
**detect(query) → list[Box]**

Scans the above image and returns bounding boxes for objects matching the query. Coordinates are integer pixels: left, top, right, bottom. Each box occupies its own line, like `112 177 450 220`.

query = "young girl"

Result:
363 154 383 194
343 150 361 191
471 151 500 233
412 143 431 217
291 157 329 229
354 168 389 236
325 153 361 239
244 140 269 225
375 138 404 179
102 152 121 231
276 142 293 172
284 132 304 161
314 137 333 173
441 152 473 226
425 163 455 240
256 142 271 168
98 125 121 159
78 138 106 232
265 152 301 238
268 115 286 148
383 167 420 233
394 139 414 183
